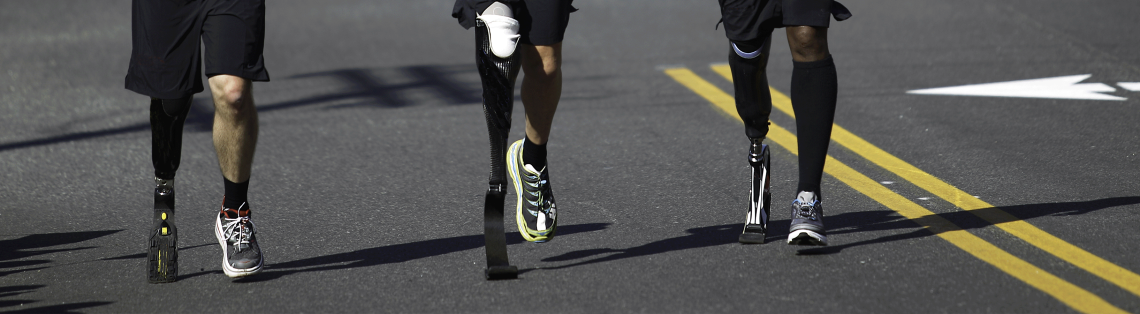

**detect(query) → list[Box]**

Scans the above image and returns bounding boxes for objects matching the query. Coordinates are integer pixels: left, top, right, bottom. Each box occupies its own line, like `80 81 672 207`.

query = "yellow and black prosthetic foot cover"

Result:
148 178 178 283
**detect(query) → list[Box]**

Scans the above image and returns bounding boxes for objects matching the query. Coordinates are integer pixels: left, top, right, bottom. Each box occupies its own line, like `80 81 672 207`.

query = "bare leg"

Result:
208 74 258 183
519 43 562 145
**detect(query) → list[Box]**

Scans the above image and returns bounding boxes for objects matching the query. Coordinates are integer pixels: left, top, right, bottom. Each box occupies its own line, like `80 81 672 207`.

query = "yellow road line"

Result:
712 63 1140 300
664 66 1126 314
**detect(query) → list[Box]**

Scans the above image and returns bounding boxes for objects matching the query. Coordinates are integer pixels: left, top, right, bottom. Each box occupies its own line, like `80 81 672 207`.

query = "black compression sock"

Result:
223 178 250 209
791 55 838 195
522 136 547 170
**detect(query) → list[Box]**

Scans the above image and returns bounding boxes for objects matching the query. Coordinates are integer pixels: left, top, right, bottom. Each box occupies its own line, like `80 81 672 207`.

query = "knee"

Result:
786 27 829 61
522 45 562 82
209 76 253 117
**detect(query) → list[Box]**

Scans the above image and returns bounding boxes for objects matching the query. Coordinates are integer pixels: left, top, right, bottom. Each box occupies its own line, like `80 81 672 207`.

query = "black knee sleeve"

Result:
728 39 773 140
791 55 838 195
476 20 521 185
150 97 191 180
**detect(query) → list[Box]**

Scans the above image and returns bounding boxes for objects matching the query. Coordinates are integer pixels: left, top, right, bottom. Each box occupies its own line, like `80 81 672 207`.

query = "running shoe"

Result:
214 201 263 277
787 191 827 246
507 139 558 242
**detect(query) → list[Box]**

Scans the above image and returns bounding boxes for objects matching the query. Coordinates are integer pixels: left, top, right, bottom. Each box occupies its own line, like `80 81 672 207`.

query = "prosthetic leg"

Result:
741 140 771 244
147 97 190 283
728 38 774 244
476 8 520 280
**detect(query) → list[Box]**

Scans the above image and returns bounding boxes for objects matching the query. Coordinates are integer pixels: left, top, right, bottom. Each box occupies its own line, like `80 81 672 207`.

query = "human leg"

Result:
207 74 263 277
512 38 563 243
209 75 258 201
201 0 269 277
509 0 573 242
519 43 561 168
785 25 837 246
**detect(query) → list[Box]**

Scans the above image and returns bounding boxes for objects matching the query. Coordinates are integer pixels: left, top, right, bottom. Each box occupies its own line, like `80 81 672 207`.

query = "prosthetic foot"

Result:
739 140 771 244
148 178 178 283
476 3 520 280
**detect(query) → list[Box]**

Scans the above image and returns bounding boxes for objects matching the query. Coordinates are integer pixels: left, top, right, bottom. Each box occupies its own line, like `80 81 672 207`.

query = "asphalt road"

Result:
2 0 1139 313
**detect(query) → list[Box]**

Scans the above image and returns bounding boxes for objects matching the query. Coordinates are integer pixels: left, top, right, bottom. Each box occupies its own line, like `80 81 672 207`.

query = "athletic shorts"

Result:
719 0 852 43
452 0 577 46
125 0 270 100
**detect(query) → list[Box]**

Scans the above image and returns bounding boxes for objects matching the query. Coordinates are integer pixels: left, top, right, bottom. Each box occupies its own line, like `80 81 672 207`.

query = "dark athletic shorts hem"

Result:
452 0 576 46
719 0 851 43
125 0 269 99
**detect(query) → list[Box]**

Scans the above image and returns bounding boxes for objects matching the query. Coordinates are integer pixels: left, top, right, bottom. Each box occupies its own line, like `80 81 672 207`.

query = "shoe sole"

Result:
147 207 177 283
787 230 828 246
214 216 263 278
507 139 554 243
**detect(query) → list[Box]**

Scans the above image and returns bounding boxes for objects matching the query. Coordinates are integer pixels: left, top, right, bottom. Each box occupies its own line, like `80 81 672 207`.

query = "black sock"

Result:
791 55 838 195
223 178 249 209
522 136 547 170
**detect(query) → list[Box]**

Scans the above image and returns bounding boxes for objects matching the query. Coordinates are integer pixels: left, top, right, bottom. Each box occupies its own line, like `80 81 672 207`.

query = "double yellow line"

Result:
664 65 1138 314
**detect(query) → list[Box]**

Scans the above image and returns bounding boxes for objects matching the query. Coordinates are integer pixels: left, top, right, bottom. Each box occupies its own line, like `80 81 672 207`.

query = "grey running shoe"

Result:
507 139 558 243
214 201 263 277
787 191 827 246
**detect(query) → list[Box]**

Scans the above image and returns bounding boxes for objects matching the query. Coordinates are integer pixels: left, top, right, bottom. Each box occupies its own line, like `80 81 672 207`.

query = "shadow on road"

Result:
798 196 1140 255
0 230 122 278
0 231 121 313
535 197 1140 262
538 223 741 270
0 64 479 153
230 223 610 283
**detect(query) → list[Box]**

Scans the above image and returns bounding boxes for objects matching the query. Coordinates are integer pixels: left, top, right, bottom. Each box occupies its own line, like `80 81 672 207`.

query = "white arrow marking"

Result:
1118 82 1140 91
907 74 1125 101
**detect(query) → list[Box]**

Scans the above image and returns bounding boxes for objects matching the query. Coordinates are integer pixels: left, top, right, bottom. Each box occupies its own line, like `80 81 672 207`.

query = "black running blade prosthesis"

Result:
477 19 519 280
739 144 771 244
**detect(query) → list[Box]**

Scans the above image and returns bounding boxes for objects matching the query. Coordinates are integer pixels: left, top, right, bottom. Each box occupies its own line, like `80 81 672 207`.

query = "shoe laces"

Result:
523 165 554 213
221 208 254 252
793 199 820 221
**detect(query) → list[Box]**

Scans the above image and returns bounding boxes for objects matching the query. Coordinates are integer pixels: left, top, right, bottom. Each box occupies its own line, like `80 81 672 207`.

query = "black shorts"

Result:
452 0 577 46
125 0 270 99
719 0 851 43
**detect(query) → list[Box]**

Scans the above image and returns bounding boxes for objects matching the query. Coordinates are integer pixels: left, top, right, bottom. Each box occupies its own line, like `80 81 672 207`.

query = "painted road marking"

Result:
712 62 1140 302
1118 82 1140 91
664 66 1128 314
906 74 1125 101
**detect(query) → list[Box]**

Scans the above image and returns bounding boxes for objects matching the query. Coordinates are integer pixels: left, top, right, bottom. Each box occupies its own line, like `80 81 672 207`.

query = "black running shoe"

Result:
507 139 558 242
787 191 827 246
214 201 263 277
148 178 178 283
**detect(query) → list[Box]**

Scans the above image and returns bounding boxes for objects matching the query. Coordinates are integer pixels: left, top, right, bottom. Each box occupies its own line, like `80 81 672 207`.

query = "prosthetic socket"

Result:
728 38 774 141
150 97 191 180
475 12 521 188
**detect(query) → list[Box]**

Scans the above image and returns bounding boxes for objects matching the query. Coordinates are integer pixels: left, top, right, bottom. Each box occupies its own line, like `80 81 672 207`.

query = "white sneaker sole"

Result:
787 229 828 246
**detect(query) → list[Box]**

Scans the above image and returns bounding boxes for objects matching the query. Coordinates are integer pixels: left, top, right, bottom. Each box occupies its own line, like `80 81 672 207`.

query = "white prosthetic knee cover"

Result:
476 2 520 58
